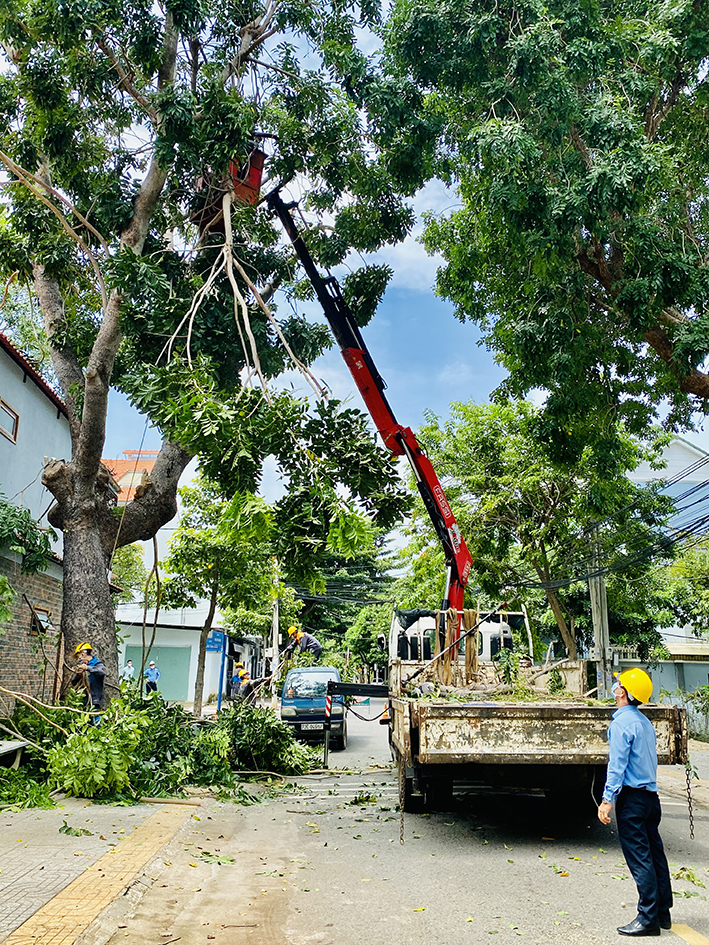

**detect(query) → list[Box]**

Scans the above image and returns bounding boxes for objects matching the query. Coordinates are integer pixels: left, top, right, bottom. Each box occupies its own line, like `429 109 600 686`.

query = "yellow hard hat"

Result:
74 642 92 656
616 668 653 704
287 626 298 636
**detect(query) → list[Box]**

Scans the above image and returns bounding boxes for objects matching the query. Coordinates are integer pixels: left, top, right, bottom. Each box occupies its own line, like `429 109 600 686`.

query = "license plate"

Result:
300 722 323 731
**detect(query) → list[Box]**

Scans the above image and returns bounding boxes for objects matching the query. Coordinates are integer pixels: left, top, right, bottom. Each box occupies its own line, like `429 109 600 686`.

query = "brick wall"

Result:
0 553 63 717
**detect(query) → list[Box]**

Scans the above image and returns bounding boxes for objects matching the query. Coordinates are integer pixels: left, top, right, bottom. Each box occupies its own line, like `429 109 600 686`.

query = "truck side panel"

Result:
392 701 686 767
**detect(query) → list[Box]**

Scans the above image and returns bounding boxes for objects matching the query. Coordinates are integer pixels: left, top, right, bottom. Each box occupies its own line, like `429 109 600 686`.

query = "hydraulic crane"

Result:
266 191 473 642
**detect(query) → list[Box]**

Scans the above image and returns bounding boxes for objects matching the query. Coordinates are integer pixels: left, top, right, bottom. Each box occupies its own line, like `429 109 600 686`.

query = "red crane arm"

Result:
266 191 472 630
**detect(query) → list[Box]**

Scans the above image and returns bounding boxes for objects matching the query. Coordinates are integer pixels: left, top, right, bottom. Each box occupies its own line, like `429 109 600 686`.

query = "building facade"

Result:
0 332 71 714
116 602 263 707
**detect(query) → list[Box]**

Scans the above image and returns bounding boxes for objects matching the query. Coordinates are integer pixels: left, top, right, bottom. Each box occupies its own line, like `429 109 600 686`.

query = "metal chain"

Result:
685 764 695 841
398 758 405 845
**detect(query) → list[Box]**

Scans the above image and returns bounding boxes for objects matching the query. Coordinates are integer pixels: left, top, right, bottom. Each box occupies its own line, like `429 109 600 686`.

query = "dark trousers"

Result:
616 787 672 927
146 681 158 693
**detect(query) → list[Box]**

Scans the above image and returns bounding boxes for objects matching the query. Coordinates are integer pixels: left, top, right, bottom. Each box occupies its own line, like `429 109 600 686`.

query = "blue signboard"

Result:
206 630 225 652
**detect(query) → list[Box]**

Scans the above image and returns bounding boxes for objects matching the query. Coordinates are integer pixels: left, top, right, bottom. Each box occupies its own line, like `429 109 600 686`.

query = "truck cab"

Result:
280 666 348 750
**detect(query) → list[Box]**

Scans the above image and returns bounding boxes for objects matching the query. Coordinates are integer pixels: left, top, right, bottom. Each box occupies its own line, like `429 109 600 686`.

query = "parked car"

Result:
280 666 347 750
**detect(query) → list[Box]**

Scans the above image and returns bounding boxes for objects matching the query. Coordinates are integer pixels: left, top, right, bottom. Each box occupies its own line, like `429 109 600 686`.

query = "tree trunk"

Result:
544 587 577 661
61 519 118 703
192 572 219 717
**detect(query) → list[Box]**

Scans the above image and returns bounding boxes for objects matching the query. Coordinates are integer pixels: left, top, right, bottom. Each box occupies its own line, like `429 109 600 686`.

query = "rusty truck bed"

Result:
391 699 687 767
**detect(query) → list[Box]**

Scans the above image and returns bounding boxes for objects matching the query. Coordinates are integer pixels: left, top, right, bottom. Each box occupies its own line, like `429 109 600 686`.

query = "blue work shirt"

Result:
86 655 106 707
602 704 658 804
144 666 161 683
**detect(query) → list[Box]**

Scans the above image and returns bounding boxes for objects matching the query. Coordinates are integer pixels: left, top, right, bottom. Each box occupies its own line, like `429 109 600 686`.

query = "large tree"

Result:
0 0 410 689
382 0 709 453
406 401 673 658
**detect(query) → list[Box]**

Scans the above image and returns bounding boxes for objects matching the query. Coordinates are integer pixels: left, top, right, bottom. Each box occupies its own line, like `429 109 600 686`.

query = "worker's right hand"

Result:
597 800 612 825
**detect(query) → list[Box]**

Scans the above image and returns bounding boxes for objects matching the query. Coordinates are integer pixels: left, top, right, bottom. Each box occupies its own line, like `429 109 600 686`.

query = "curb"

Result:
2 803 195 945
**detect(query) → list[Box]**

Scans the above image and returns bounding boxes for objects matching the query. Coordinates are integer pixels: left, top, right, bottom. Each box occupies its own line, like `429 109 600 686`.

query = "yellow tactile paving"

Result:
671 925 709 945
3 804 194 945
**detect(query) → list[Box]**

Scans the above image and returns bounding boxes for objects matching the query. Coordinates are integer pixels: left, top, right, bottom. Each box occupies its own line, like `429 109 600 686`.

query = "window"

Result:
0 398 19 442
29 607 53 636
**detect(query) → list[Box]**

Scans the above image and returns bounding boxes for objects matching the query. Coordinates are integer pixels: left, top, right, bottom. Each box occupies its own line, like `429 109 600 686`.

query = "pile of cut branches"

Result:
1 690 317 805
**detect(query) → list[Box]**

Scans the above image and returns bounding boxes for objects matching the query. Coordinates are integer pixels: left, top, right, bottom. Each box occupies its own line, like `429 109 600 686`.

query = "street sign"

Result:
206 630 225 652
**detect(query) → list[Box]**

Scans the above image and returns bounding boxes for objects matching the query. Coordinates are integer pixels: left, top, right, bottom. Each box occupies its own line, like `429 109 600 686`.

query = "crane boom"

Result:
267 191 473 625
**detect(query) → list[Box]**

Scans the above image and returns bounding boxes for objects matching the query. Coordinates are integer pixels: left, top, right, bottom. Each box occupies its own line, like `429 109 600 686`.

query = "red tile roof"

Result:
102 450 159 503
0 331 68 417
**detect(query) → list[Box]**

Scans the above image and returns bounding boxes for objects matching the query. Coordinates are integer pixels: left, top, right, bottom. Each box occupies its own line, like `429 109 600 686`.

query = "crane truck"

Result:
264 188 688 813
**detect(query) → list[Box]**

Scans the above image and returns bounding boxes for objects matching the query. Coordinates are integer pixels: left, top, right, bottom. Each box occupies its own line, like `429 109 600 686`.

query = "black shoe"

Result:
659 916 671 931
617 918 661 937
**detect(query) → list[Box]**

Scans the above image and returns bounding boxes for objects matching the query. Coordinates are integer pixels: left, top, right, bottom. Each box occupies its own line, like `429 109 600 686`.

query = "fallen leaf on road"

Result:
541 837 554 841
467 917 474 922
60 821 92 837
413 907 425 912
189 862 198 868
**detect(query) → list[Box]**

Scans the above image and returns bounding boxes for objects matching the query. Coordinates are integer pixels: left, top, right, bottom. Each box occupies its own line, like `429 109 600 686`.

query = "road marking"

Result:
3 803 193 945
670 925 709 945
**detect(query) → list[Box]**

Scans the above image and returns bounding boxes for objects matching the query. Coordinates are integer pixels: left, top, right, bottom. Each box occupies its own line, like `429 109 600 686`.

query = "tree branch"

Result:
76 14 179 476
31 263 84 439
644 325 709 400
113 439 193 548
96 39 157 120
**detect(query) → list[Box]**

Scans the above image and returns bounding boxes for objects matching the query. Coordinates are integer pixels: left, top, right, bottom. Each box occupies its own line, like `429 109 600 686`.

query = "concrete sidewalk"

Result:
0 797 196 945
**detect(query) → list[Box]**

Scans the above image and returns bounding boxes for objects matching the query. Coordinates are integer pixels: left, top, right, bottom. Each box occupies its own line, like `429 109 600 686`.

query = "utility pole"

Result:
588 527 612 698
270 558 280 708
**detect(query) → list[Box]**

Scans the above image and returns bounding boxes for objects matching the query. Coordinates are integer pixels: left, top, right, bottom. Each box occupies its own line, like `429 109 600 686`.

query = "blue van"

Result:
280 666 347 750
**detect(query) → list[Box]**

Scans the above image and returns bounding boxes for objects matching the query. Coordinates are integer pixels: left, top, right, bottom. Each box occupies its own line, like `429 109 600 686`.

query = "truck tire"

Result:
333 721 348 751
424 777 454 812
397 755 424 813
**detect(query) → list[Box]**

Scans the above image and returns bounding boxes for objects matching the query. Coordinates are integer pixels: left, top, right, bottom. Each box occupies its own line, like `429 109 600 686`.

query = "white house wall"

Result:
117 624 225 705
0 349 71 553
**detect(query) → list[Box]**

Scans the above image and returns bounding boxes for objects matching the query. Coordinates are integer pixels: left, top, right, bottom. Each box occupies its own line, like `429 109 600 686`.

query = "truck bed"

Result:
391 698 687 767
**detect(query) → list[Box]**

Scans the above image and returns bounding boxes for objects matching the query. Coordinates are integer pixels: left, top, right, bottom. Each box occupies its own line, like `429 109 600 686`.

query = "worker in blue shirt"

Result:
71 642 106 723
598 668 672 937
144 660 161 693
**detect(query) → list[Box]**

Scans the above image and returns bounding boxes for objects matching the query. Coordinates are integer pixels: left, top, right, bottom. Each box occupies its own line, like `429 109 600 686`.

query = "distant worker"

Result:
144 660 161 693
71 643 106 719
236 672 272 705
119 659 135 683
283 625 322 662
231 661 246 699
598 668 672 937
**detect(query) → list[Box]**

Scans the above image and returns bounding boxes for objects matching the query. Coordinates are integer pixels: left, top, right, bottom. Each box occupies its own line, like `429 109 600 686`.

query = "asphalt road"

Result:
97 700 709 945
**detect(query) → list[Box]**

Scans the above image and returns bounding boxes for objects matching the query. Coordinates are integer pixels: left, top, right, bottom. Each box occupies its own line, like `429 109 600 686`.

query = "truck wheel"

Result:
424 777 454 812
334 722 348 751
397 756 424 813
